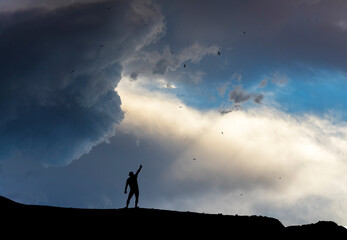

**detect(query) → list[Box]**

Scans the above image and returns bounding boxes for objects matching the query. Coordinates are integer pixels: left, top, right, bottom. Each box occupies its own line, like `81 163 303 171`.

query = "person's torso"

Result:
128 176 138 190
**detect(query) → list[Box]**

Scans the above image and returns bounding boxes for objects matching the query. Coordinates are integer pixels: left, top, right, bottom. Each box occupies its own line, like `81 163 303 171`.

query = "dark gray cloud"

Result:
130 71 139 81
0 0 165 166
229 86 264 106
229 86 252 105
253 94 264 104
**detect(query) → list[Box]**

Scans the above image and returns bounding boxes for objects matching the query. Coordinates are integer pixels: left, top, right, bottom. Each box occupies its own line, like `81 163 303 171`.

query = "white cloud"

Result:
116 77 347 226
157 79 177 89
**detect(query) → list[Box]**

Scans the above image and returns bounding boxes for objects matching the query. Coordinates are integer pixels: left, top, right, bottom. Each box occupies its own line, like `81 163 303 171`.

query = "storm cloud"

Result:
0 0 165 166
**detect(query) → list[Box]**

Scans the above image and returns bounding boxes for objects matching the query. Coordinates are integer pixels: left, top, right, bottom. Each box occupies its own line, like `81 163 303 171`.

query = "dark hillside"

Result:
0 196 345 238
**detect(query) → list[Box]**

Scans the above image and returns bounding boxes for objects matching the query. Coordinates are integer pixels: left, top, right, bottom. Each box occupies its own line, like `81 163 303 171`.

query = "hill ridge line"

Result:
1 196 346 237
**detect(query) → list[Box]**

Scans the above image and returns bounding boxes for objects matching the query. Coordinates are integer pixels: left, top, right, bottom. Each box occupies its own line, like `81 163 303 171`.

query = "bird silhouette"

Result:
184 64 186 68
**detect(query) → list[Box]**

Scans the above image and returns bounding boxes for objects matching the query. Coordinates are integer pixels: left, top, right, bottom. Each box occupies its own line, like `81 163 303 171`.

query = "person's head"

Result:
129 171 134 177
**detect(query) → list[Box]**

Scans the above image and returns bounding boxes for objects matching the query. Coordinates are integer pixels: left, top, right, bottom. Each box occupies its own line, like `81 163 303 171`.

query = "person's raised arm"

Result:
135 164 142 177
124 179 129 194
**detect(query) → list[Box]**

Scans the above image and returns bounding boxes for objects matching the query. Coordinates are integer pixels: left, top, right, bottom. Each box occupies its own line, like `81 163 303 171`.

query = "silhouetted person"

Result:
124 165 142 208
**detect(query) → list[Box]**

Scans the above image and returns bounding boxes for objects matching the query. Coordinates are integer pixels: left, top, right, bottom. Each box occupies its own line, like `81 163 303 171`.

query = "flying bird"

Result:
243 31 246 35
218 51 221 55
184 63 186 68
193 158 196 161
99 44 104 48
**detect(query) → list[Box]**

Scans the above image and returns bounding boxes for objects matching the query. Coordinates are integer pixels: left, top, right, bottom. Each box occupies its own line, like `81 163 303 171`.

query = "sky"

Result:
1 0 347 226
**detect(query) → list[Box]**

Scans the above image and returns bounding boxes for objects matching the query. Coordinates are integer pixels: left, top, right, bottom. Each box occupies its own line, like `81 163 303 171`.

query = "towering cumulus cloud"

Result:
0 0 165 166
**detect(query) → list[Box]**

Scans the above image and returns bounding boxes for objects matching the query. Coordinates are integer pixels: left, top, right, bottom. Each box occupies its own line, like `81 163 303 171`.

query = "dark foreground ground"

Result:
1 196 346 238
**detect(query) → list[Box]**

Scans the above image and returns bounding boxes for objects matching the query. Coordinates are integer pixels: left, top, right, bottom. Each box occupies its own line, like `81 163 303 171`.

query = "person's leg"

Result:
126 191 134 208
134 190 139 208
